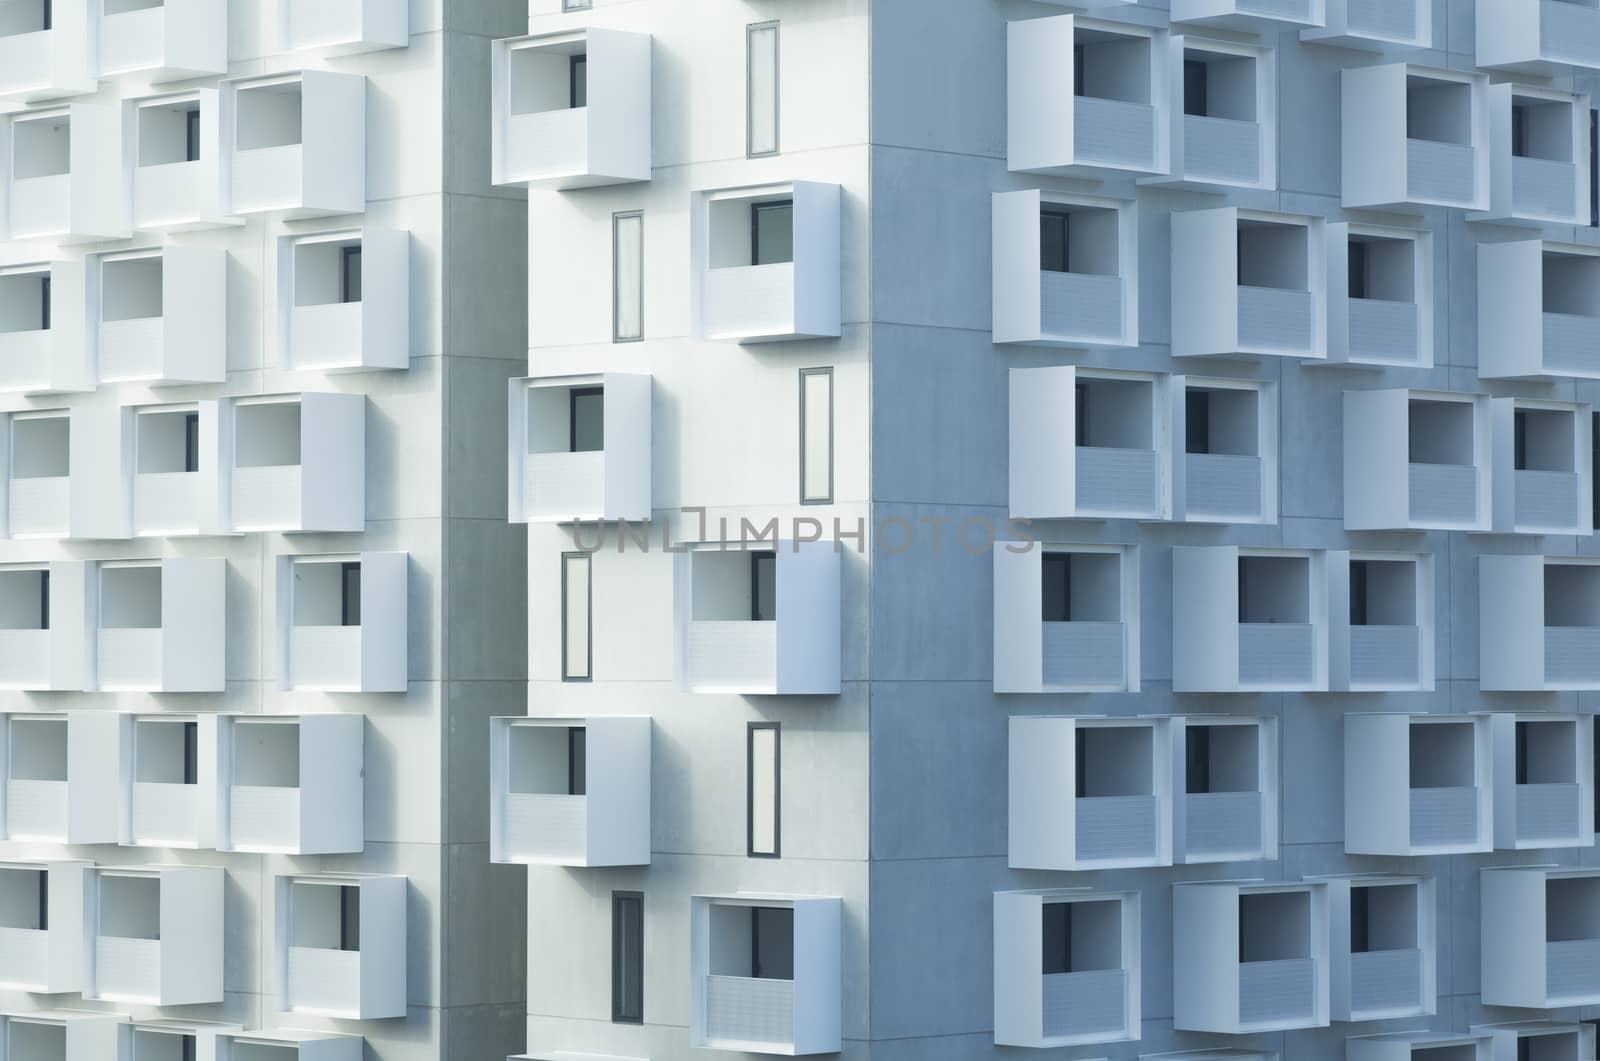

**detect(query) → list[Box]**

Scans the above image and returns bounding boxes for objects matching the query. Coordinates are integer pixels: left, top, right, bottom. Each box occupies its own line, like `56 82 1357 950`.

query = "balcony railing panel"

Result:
1184 790 1263 858
1240 0 1314 18
1542 0 1600 69
228 784 300 852
704 974 794 1049
1514 156 1578 219
1548 937 1600 1004
5 779 65 840
287 0 370 49
502 792 587 862
0 926 46 989
290 302 362 370
288 945 361 1015
98 318 163 382
503 108 587 184
1042 621 1126 689
1544 312 1600 377
134 162 204 230
1184 115 1261 185
0 331 51 394
232 464 301 531
1516 782 1581 842
703 263 796 340
1040 270 1123 343
1185 453 1263 520
1075 447 1157 516
1042 969 1126 1040
1407 139 1477 205
524 451 605 521
99 7 163 75
134 472 199 536
1076 794 1158 863
98 629 162 689
1409 785 1479 849
1074 96 1156 170
1348 298 1419 364
1349 625 1421 687
1407 462 1477 526
1349 948 1422 1016
1516 469 1581 530
1348 0 1419 39
1546 626 1600 685
685 620 777 691
0 32 49 97
10 175 69 240
1238 285 1313 353
94 935 159 1001
289 625 361 689
130 781 197 846
10 476 69 538
1239 957 1316 1027
231 144 304 215
0 629 49 688
1238 623 1315 686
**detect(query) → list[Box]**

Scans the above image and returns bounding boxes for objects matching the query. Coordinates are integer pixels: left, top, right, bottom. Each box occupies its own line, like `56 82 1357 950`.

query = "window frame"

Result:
561 551 593 682
746 21 780 158
183 411 200 474
799 367 833 505
37 569 48 631
747 721 781 859
1040 206 1071 274
339 244 362 305
39 274 50 332
612 210 644 343
339 561 361 628
569 53 588 110
611 890 644 1024
751 198 795 267
184 107 201 163
568 386 605 454
749 550 777 622
567 726 587 796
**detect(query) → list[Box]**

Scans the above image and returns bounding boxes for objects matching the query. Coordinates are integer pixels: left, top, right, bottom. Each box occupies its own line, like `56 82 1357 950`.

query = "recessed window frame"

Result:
799 367 833 505
746 21 780 158
612 210 643 343
561 551 593 682
747 721 780 859
611 890 643 1023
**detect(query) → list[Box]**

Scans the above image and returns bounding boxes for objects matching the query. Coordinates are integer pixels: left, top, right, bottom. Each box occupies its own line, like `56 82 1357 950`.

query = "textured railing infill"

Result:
1239 623 1314 686
1076 447 1157 516
1041 271 1123 342
1349 625 1420 687
1544 312 1600 377
703 263 795 338
1516 782 1581 842
1238 285 1313 352
1042 969 1126 1039
1348 0 1418 39
1239 957 1315 1027
1546 626 1600 685
1074 96 1155 169
1515 470 1580 530
1348 299 1419 363
1408 462 1477 525
1185 453 1262 519
288 946 361 1015
0 927 46 988
1042 621 1125 689
1185 116 1261 185
503 792 587 861
1184 791 1263 857
1514 156 1577 219
228 785 299 851
1350 948 1422 1016
686 621 777 690
5 779 66 840
94 936 159 1000
1407 139 1477 205
1241 0 1313 17
9 476 68 537
1076 795 1158 862
1409 786 1479 849
131 782 196 845
705 974 794 1048
1542 0 1600 68
524 451 605 519
1547 937 1600 1003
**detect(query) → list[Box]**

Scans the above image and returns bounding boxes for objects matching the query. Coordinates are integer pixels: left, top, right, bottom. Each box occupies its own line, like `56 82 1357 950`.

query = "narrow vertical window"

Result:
1349 560 1368 626
1041 902 1071 974
612 892 644 1022
570 386 605 453
1041 553 1071 623
747 722 780 858
1183 56 1208 117
1514 409 1529 470
181 1038 195 1061
747 22 779 157
1512 103 1529 158
1348 240 1368 300
181 721 197 785
37 570 48 631
340 245 362 304
750 551 777 622
39 275 50 331
1349 887 1370 953
340 562 361 627
1186 726 1211 794
1593 718 1599 831
1074 728 1087 799
562 552 592 681
184 107 201 162
751 199 794 266
799 368 832 504
1040 208 1070 273
1590 110 1597 228
339 886 360 951
183 412 200 473
1072 44 1086 97
35 872 46 931
1074 382 1088 447
613 211 643 342
1516 721 1530 785
41 0 51 32
569 54 587 109
1186 390 1210 454
567 726 587 796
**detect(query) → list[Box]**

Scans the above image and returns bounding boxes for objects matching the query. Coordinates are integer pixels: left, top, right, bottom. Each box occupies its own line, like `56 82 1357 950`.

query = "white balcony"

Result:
1327 224 1432 368
0 563 86 691
219 714 361 854
1321 876 1435 1021
693 182 841 343
1345 390 1488 531
690 895 841 1056
2 713 116 844
126 402 223 538
95 558 224 693
98 0 224 81
128 89 236 232
1486 712 1593 849
275 0 407 57
1143 38 1274 191
1174 547 1327 693
1482 557 1600 691
225 72 365 218
1172 0 1324 30
1303 0 1431 47
0 1 94 102
1173 716 1276 864
1331 551 1433 692
1483 869 1600 1008
119 713 213 849
1475 1025 1597 1061
0 262 91 395
1175 882 1330 1034
1471 86 1591 226
510 373 651 523
1490 398 1592 534
993 191 1138 348
1479 0 1600 74
1172 208 1325 360
1343 64 1489 212
95 247 225 385
228 393 365 533
1174 379 1275 525
1010 716 1171 870
0 1012 130 1061
86 865 222 1006
1351 1033 1492 1061
0 860 85 993
492 29 651 189
994 544 1139 693
995 889 1140 1048
279 552 407 693
215 1030 363 1061
276 874 406 1021
2 106 127 242
129 1023 250 1061
1481 241 1600 380
279 229 409 372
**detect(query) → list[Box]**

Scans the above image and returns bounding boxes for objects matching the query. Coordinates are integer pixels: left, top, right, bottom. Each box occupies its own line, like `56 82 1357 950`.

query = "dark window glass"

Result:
751 907 794 979
1516 721 1530 785
1350 886 1370 954
751 551 777 621
181 721 198 785
1183 58 1208 117
1350 560 1369 626
185 108 201 162
1348 241 1368 299
1186 727 1211 794
612 892 643 1022
181 1038 196 1061
340 562 361 627
1514 410 1528 471
1042 553 1072 623
38 570 48 631
1074 729 1087 799
570 54 587 109
570 387 605 453
36 871 46 931
1512 105 1528 158
1593 414 1600 528
1186 390 1210 454
340 886 360 951
1519 1038 1532 1061
1237 557 1248 622
1074 382 1088 447
1040 209 1070 273
340 245 362 304
183 412 200 473
1073 44 1085 97
752 200 794 266
1590 110 1597 227
1593 719 1599 831
41 0 51 31
39 275 50 331
1042 902 1072 975
568 727 586 796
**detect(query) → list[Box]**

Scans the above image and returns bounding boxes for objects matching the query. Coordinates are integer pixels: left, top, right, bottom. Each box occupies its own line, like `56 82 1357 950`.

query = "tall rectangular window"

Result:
750 551 777 622
1183 57 1208 117
752 199 794 265
570 387 605 453
1186 727 1210 794
1348 240 1368 299
612 892 643 1023
39 276 50 331
1512 104 1529 158
183 412 200 473
41 0 51 31
747 22 779 157
567 726 587 796
340 245 362 304
184 107 201 162
748 722 780 857
1042 553 1071 623
37 570 48 631
1040 208 1070 273
799 368 832 504
181 721 197 784
1186 390 1210 454
562 552 592 681
1349 560 1368 626
1590 110 1597 227
1349 886 1370 953
339 886 360 951
340 562 361 627
613 211 643 342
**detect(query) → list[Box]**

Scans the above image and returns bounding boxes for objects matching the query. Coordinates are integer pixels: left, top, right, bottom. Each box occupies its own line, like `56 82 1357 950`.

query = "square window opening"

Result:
709 905 794 981
290 881 361 953
98 873 161 941
1513 96 1574 163
1543 253 1600 316
101 256 163 323
1040 551 1122 624
0 272 50 335
1074 30 1150 105
1075 377 1150 448
1237 555 1310 625
138 101 201 169
133 718 197 785
12 117 69 180
0 569 48 631
1515 408 1577 473
100 565 161 630
292 560 361 629
136 409 199 475
1406 76 1473 146
1238 890 1311 963
292 239 363 308
1546 564 1600 626
1040 204 1120 276
1185 387 1259 457
1407 400 1475 466
1349 882 1419 953
1185 724 1258 795
1074 725 1153 798
1349 559 1417 626
506 724 586 796
1348 236 1415 303
232 720 300 788
0 0 52 37
508 41 588 116
1182 50 1256 121
1041 898 1122 975
1517 719 1579 785
8 718 65 782
1237 220 1309 291
1546 877 1600 942
235 83 304 151
233 402 301 469
0 866 46 931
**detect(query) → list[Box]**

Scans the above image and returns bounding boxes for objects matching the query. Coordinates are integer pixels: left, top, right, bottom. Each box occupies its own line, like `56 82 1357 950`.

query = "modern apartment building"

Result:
495 0 1600 1059
0 1 531 1059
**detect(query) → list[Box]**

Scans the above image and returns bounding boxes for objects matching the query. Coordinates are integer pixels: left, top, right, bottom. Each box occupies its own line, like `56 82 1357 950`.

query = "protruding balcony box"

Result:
1302 0 1432 48
94 558 224 692
1478 0 1600 75
224 72 366 219
673 540 840 696
994 889 1140 1048
491 29 651 189
85 865 223 1006
1346 714 1492 856
4 410 80 541
97 0 225 81
993 191 1139 348
130 1022 245 1061
1321 876 1436 1022
0 1012 130 1061
689 894 841 1056
0 562 87 691
1490 398 1593 535
0 262 92 396
1480 556 1600 691
490 715 650 867
1487 712 1593 849
1172 376 1277 525
127 90 235 232
274 0 407 57
228 393 365 534
1476 1026 1598 1061
1173 546 1328 693
1482 868 1600 1008
1479 241 1600 381
509 373 652 524
1344 389 1490 532
1170 0 1324 30
0 0 94 103
1006 15 1168 179
215 1029 363 1061
218 714 362 855
1173 880 1331 1034
692 181 841 344
124 402 224 538
1171 208 1326 360
0 712 118 844
95 247 226 385
1342 65 1489 212
1143 37 1275 191
276 873 406 1020
1009 367 1167 521
1329 551 1435 693
1350 1033 1492 1061
277 229 408 372
1 106 127 243
278 552 407 693
0 860 86 993
119 713 216 848
1473 86 1590 226
1326 224 1432 368
993 544 1140 694
1009 715 1173 871
1171 715 1278 864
